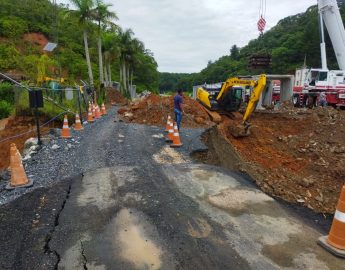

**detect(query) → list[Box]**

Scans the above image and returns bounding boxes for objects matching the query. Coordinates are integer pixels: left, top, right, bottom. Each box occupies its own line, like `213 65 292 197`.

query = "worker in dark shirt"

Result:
174 89 184 131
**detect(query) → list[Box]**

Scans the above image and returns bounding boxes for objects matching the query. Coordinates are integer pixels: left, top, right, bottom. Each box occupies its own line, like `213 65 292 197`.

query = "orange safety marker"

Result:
101 103 107 115
165 121 174 142
165 115 171 132
95 105 101 119
92 103 96 118
61 114 72 138
318 185 345 258
6 143 33 190
170 123 183 148
87 107 94 123
74 113 84 131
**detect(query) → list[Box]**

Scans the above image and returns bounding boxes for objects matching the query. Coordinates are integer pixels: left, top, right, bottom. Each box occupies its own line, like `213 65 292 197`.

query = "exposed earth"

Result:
118 94 213 128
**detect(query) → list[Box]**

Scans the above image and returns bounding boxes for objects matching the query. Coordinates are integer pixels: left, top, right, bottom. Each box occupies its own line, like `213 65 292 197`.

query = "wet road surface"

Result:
0 108 344 269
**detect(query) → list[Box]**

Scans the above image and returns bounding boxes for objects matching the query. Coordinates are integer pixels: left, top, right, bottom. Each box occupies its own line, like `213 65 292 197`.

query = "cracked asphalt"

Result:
0 107 344 270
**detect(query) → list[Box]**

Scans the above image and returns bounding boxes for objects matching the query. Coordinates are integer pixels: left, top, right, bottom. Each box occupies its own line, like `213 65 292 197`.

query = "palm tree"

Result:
102 31 120 87
68 0 95 86
117 28 134 95
93 0 118 86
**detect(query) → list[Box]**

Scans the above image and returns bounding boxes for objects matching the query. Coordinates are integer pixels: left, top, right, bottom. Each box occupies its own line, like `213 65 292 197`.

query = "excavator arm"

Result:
242 74 267 123
229 74 267 138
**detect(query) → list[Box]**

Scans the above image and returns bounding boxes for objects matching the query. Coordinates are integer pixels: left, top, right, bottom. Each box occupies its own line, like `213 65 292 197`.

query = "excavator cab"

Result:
217 86 243 112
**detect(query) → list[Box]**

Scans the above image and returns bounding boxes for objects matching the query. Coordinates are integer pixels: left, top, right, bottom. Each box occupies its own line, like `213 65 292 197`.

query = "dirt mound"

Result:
107 88 127 106
218 107 345 214
118 94 212 128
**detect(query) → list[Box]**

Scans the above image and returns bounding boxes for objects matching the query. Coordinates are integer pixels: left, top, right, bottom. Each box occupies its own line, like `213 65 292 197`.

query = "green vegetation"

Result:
0 0 159 96
159 3 345 92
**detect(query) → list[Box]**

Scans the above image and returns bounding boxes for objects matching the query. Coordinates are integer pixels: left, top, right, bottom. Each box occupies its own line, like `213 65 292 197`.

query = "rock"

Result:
67 144 72 149
315 195 324 202
306 190 312 198
297 177 315 188
22 154 31 161
51 144 60 150
23 138 38 155
194 116 205 124
124 112 134 118
334 146 345 154
297 198 305 203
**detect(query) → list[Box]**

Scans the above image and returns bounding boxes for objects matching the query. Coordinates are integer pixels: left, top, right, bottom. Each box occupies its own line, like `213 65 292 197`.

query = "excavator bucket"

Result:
229 123 251 138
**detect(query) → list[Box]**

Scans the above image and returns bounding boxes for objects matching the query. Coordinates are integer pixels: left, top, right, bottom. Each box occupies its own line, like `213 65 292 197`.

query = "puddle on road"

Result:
153 146 188 164
113 208 163 270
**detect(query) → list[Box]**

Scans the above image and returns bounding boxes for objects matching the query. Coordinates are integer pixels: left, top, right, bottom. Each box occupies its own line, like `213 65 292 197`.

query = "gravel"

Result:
0 106 206 205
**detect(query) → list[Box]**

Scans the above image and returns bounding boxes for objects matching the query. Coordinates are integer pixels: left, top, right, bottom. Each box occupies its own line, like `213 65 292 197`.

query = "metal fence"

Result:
0 72 91 145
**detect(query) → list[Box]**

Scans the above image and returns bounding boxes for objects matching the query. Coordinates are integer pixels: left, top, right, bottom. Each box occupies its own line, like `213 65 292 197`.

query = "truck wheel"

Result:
293 95 300 107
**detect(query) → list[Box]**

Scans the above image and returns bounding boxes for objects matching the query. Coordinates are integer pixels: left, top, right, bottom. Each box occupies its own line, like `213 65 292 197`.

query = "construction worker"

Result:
319 92 327 107
174 89 184 131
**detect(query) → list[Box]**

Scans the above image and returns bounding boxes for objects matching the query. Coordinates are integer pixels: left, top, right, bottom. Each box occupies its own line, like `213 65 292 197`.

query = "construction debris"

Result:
118 94 213 128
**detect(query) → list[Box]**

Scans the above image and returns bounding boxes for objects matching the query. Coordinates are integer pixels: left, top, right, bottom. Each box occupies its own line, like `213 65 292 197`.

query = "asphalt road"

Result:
0 107 344 270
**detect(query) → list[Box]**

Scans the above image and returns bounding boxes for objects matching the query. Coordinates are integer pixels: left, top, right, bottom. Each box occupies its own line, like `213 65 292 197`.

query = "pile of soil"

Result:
107 88 127 106
118 94 213 128
219 106 345 214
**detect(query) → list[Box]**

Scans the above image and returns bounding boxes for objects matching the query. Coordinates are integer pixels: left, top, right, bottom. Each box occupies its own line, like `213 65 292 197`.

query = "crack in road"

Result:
43 179 73 269
80 240 88 270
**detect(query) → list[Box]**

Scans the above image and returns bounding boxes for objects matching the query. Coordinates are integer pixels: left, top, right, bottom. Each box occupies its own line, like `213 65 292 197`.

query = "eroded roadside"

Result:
191 126 335 233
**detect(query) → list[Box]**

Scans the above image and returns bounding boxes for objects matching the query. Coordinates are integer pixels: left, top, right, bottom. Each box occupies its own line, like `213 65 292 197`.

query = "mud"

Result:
114 209 163 270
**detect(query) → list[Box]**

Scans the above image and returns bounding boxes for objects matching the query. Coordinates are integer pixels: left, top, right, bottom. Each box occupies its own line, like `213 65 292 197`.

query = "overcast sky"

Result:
58 0 316 73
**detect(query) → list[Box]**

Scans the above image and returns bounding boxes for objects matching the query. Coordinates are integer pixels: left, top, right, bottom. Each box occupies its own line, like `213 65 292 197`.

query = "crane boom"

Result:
318 0 345 70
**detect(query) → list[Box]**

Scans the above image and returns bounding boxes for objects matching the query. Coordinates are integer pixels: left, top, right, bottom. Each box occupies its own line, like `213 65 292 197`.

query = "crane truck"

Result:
293 0 345 108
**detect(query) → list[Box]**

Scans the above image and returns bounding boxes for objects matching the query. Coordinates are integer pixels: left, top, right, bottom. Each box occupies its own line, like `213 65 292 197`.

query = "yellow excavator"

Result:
196 74 267 137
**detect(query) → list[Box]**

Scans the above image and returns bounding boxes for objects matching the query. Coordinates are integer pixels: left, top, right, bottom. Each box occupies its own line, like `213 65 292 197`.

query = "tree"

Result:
230 45 240 60
92 0 117 86
68 0 95 86
102 30 120 86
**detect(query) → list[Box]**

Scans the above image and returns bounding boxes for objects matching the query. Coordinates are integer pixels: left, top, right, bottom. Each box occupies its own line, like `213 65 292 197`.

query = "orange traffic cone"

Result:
95 105 101 119
74 113 84 131
101 103 107 115
87 107 94 123
165 121 174 142
170 123 183 148
61 115 72 138
318 185 345 258
92 104 96 118
165 115 172 132
6 143 33 190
